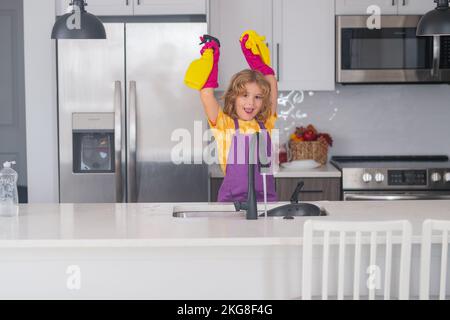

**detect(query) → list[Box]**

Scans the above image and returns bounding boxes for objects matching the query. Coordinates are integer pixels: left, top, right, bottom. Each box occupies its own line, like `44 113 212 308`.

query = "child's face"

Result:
235 82 264 121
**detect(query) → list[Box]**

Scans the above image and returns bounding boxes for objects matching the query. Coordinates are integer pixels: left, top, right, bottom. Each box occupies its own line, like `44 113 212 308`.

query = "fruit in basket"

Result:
303 130 317 141
317 133 333 147
305 124 318 135
295 126 305 137
289 124 333 146
290 133 304 142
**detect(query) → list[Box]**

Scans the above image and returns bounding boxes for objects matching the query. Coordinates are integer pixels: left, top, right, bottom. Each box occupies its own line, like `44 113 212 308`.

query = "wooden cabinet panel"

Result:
210 177 341 202
275 178 341 201
210 178 223 202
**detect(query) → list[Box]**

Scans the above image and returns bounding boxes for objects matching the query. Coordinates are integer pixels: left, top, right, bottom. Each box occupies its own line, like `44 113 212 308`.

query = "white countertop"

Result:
209 163 341 178
1 200 450 247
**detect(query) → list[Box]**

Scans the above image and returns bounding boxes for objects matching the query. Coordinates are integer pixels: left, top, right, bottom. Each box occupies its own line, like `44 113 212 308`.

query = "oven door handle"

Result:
344 194 450 201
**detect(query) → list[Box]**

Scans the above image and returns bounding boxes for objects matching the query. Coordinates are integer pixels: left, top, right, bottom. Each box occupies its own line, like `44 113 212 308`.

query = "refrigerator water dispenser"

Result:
72 113 115 173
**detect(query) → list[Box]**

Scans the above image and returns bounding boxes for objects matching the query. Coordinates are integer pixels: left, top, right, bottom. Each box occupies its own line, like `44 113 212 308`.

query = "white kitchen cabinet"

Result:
209 0 272 90
133 0 206 15
273 0 335 91
55 0 205 16
335 0 398 15
209 0 335 91
397 0 436 15
336 0 437 15
56 0 133 16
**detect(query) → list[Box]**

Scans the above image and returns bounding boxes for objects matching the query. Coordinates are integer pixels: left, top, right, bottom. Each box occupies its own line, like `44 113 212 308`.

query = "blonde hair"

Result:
222 69 272 122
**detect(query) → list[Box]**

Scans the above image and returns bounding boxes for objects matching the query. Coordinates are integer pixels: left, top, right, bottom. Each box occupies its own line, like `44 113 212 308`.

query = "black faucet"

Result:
234 133 258 220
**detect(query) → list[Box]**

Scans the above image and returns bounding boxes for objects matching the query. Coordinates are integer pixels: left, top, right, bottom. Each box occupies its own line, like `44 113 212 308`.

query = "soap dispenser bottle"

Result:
0 161 19 217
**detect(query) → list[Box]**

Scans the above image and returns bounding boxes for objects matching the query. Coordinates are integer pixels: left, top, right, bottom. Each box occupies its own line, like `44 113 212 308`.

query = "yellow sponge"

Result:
240 30 271 66
184 48 214 90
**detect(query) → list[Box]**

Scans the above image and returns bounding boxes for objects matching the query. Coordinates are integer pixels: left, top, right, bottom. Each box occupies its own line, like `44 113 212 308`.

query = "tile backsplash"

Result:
276 84 450 157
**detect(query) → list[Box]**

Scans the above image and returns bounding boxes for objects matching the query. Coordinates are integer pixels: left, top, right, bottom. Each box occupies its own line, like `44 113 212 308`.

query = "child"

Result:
196 33 278 202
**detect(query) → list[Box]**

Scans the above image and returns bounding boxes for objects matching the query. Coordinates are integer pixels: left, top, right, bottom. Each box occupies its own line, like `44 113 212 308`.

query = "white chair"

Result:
420 219 450 300
302 220 412 300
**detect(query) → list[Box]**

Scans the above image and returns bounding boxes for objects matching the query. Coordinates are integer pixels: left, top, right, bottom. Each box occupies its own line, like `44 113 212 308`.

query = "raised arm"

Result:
199 88 220 125
239 31 277 115
265 74 278 116
190 36 221 124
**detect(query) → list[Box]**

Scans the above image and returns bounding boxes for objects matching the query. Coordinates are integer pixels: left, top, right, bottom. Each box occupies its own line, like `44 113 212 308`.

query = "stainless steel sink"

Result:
173 211 246 218
173 203 328 218
173 204 240 218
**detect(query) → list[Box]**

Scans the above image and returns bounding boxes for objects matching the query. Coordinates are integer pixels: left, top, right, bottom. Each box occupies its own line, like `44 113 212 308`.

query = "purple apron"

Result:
218 118 277 202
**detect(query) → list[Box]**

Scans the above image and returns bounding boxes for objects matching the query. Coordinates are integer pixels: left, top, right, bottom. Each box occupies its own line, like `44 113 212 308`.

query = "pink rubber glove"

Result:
240 34 274 76
200 36 220 89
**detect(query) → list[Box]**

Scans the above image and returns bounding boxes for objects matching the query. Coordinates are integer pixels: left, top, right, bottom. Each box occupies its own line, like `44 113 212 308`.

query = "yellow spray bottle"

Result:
184 35 221 90
239 30 271 66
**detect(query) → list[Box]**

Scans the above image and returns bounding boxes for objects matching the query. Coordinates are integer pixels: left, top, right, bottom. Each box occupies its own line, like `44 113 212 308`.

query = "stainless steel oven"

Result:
343 191 450 201
331 156 450 201
336 15 450 83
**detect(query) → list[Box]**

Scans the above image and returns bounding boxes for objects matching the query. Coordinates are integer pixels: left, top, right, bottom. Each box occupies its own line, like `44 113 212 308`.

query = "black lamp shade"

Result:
51 8 106 39
417 1 450 36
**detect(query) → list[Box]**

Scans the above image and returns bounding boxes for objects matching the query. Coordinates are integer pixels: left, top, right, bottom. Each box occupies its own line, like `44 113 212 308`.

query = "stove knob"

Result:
362 173 373 183
431 172 442 182
444 172 450 183
375 172 385 183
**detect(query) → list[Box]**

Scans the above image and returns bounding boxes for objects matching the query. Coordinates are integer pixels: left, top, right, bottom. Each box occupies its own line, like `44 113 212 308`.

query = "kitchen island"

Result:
0 201 449 299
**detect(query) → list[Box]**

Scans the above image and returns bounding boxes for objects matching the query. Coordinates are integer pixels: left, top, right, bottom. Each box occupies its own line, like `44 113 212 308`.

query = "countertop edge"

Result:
0 236 427 248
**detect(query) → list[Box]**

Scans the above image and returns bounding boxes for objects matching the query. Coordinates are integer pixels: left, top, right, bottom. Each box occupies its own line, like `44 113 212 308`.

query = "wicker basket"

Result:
288 139 328 165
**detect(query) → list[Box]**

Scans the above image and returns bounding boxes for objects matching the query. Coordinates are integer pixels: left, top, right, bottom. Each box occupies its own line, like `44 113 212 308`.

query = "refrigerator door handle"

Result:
128 81 138 202
114 81 124 202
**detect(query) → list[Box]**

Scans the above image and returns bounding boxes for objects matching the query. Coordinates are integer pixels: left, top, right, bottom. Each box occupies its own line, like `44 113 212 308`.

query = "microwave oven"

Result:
336 15 450 83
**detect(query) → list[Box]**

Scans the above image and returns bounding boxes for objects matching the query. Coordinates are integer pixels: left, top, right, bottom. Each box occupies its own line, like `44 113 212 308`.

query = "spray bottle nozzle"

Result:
199 34 221 47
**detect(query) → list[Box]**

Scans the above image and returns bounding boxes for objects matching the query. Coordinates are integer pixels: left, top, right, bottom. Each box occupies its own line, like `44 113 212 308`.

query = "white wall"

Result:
276 84 450 157
23 0 59 203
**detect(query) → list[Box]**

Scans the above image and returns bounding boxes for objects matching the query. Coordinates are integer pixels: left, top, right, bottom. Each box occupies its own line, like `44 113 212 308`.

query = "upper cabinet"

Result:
56 0 133 15
336 0 436 15
56 0 206 16
397 0 436 15
209 0 273 90
273 0 335 91
209 0 335 91
133 0 206 15
335 0 398 14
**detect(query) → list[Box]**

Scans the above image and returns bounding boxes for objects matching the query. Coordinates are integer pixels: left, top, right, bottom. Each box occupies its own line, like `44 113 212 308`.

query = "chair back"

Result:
420 219 450 300
302 220 412 300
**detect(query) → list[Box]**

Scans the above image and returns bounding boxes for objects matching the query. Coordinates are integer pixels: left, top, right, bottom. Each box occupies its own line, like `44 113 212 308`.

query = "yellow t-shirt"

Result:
208 110 277 174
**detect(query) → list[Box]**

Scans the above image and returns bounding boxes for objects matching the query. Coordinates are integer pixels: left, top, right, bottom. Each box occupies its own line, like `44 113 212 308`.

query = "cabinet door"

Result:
133 0 206 15
276 178 341 201
209 0 272 91
273 0 335 91
56 0 133 16
335 0 398 15
398 0 436 15
210 178 223 202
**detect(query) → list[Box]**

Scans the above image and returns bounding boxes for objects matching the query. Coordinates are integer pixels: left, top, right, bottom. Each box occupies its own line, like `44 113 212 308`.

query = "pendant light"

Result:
417 0 450 36
51 0 106 39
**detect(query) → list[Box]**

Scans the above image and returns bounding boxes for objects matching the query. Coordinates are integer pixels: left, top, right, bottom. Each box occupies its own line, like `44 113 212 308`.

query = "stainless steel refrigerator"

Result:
57 22 209 203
